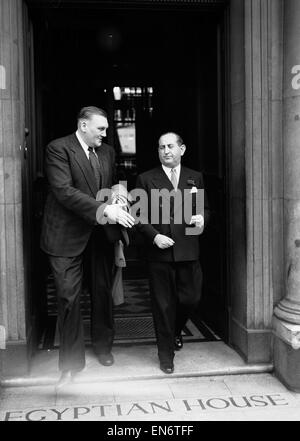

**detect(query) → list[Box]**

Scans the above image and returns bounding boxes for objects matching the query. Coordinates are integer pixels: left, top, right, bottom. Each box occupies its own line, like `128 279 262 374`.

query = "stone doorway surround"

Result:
230 0 300 392
228 0 282 365
1 0 300 390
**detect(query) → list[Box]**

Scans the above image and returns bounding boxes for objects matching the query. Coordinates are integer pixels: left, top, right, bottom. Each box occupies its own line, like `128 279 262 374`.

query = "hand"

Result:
111 184 133 204
190 214 204 228
153 234 175 249
111 194 128 205
103 204 135 228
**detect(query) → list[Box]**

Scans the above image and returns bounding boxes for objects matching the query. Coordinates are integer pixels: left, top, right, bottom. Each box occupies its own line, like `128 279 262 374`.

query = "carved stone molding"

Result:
273 0 300 326
0 0 30 377
229 0 283 362
0 0 26 342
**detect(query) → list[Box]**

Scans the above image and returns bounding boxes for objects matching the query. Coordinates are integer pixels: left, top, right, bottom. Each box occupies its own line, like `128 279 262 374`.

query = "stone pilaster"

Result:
273 0 300 392
0 0 28 377
229 0 282 363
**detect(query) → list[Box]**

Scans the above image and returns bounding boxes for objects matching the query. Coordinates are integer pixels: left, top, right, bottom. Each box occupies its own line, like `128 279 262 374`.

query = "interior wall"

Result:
31 7 220 169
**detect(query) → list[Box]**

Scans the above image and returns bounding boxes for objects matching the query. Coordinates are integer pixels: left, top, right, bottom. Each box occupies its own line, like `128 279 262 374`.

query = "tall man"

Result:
135 132 209 374
40 106 135 386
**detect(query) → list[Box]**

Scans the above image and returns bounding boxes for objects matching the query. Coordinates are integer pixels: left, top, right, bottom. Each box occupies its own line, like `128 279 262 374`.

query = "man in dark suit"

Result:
135 132 209 374
40 106 135 386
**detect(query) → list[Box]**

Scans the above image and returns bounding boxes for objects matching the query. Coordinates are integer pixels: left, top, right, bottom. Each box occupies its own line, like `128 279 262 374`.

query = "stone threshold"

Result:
1 362 274 388
0 341 274 388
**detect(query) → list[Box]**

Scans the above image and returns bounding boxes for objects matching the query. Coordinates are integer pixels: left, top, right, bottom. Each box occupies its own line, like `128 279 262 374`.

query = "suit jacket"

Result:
135 165 210 262
40 133 116 257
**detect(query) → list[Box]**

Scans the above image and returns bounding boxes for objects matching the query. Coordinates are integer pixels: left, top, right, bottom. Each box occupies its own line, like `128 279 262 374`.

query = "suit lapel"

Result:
148 165 198 220
151 165 190 192
69 133 98 197
175 166 198 218
177 166 190 192
151 166 174 192
149 167 174 209
96 144 110 189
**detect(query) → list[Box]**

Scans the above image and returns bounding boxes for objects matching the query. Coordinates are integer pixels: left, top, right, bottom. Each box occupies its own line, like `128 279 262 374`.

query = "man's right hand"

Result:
153 234 175 249
103 204 135 228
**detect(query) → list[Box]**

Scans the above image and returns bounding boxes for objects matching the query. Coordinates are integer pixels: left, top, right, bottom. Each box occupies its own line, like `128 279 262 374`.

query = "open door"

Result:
22 3 48 359
193 21 229 342
28 1 228 350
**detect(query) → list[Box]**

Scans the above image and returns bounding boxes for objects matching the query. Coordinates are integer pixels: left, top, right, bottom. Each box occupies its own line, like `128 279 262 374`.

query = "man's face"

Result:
158 133 186 168
80 114 108 148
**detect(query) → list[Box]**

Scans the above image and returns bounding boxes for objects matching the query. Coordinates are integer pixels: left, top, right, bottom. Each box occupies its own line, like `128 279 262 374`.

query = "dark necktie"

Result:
88 146 101 189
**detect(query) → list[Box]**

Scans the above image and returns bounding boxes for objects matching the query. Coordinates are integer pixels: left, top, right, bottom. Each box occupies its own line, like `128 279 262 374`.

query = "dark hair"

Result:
77 106 107 122
159 132 184 146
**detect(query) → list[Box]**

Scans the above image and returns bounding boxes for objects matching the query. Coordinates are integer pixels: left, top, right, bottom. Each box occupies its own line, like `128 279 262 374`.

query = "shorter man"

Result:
135 132 209 374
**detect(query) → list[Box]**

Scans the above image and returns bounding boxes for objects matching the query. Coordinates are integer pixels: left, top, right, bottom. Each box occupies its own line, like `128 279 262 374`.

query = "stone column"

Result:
0 0 28 377
273 0 300 392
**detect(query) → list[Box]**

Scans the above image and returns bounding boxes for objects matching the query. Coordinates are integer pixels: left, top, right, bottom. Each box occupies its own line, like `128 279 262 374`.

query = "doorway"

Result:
28 1 228 352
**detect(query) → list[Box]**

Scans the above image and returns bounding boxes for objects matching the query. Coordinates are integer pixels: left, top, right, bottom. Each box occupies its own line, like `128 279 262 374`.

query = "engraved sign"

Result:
0 394 291 421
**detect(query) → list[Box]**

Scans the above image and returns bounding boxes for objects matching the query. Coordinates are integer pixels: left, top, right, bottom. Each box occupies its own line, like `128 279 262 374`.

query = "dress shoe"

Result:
159 362 174 374
98 353 114 366
174 335 183 351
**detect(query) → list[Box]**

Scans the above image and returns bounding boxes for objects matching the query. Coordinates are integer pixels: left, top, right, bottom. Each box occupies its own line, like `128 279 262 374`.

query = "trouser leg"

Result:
88 230 115 355
48 255 85 372
175 260 203 335
148 261 176 364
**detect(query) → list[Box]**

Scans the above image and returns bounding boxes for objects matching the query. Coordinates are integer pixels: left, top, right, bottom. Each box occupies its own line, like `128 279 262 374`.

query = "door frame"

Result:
1 0 280 381
22 0 276 371
26 0 231 346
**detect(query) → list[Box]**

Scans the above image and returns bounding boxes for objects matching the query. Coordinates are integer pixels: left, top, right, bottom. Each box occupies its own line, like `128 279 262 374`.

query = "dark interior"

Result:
28 2 228 348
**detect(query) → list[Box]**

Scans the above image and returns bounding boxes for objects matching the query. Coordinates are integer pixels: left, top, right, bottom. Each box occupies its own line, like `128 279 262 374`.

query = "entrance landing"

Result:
1 342 272 388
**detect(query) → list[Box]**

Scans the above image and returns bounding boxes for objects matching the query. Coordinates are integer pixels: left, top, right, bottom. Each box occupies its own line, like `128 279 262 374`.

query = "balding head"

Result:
158 132 186 168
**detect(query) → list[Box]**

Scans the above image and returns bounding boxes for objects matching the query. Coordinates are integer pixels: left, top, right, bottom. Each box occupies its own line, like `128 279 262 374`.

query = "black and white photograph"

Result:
0 0 300 428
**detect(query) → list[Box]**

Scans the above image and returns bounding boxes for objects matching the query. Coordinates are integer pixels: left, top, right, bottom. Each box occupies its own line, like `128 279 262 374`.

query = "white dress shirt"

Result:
162 163 181 185
76 130 93 159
